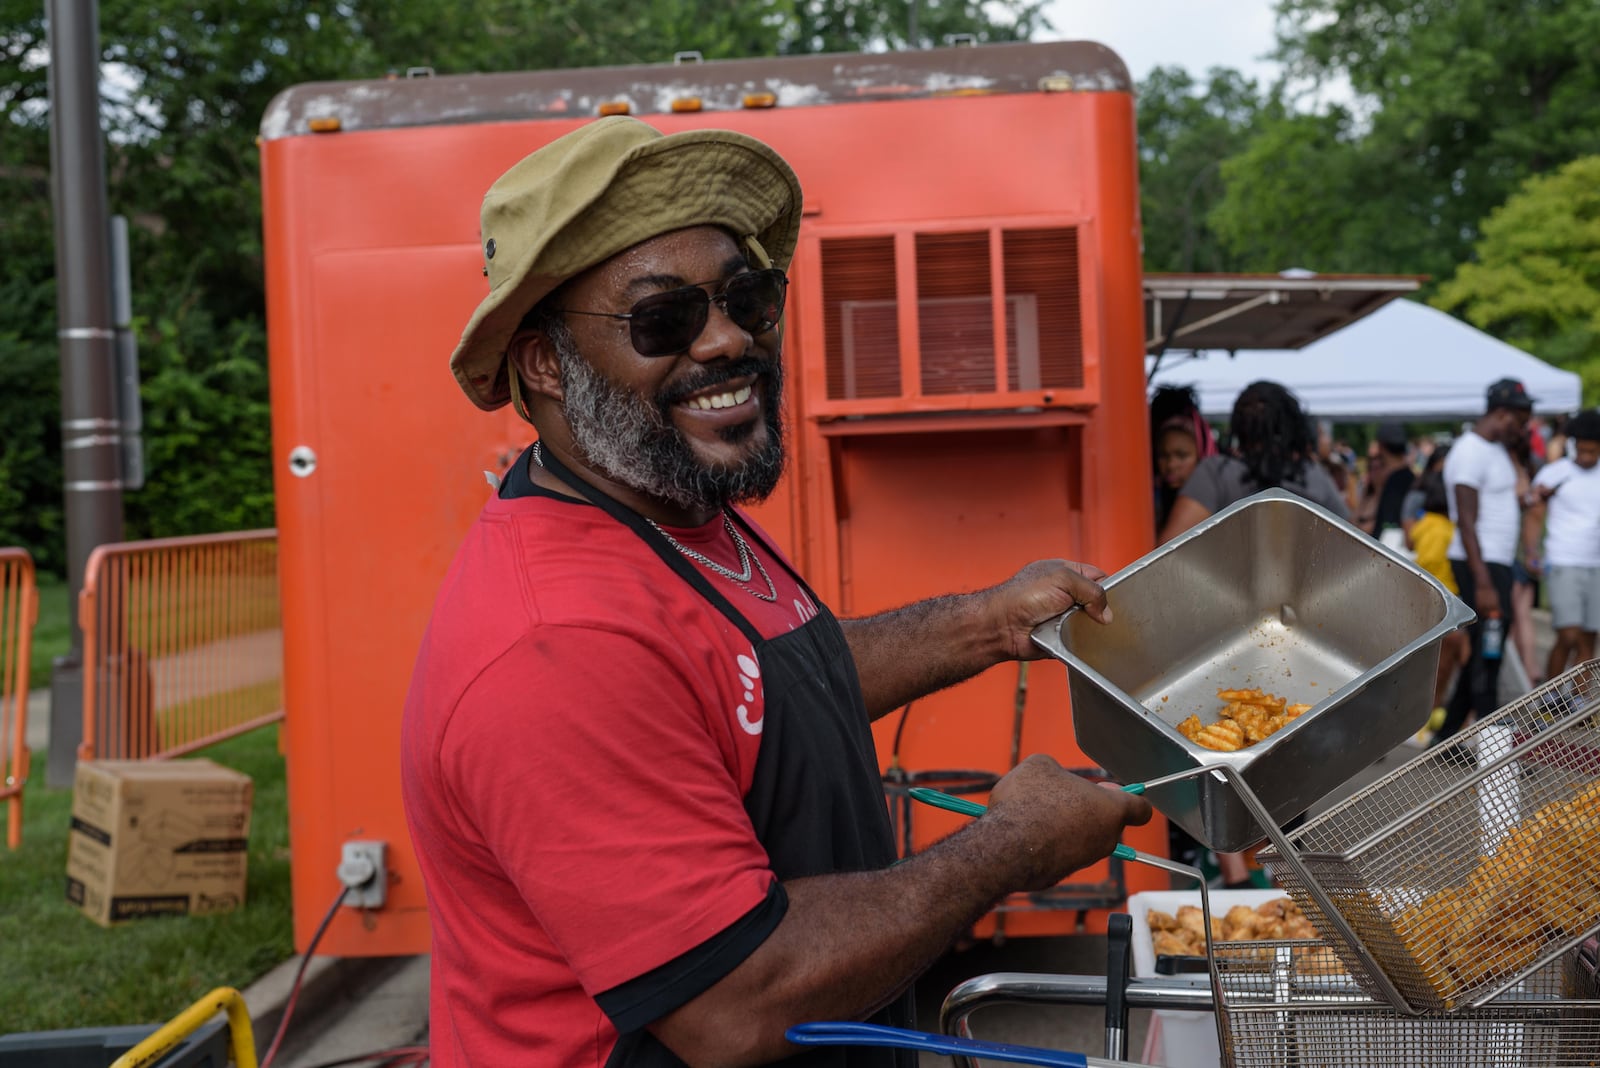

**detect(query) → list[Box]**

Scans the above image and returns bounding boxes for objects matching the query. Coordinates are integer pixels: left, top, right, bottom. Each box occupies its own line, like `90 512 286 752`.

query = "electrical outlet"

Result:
337 840 387 908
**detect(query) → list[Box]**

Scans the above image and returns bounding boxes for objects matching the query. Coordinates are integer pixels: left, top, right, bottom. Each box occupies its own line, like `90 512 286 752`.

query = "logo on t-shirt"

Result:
735 651 764 735
793 595 817 625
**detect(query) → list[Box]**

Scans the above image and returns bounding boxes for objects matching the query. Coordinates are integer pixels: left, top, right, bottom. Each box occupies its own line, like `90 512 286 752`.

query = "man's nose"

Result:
685 298 751 362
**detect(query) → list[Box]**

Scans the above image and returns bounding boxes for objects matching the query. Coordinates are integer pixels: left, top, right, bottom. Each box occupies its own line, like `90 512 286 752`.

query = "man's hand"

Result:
987 560 1111 661
1476 576 1502 620
985 754 1153 890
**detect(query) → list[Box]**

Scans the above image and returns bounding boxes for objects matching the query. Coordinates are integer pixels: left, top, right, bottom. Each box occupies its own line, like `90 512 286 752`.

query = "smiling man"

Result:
400 117 1151 1068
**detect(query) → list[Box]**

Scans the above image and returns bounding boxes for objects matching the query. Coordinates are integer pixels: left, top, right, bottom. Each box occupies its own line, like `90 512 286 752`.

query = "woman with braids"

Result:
1157 382 1349 887
1149 385 1219 533
1159 380 1350 546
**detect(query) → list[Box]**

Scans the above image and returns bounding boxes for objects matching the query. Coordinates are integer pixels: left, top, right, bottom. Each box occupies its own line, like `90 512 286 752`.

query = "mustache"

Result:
657 354 775 409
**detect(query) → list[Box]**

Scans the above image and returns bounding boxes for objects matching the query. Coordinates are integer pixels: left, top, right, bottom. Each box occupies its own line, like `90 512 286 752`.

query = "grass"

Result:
0 725 291 1034
29 577 70 692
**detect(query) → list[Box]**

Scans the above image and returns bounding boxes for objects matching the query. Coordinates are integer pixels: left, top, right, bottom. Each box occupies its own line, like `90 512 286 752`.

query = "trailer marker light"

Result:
598 101 632 116
742 93 778 109
1038 75 1075 92
670 97 704 113
308 117 342 133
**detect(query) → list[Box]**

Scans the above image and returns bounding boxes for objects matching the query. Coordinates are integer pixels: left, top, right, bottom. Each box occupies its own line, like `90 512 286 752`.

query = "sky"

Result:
1034 0 1283 86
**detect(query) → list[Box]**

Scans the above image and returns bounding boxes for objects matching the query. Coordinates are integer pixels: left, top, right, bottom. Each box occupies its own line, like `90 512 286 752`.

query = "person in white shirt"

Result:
1524 409 1600 679
1437 378 1534 742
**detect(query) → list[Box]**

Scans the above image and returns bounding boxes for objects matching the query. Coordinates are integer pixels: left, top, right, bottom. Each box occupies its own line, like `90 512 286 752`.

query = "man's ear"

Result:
507 329 564 403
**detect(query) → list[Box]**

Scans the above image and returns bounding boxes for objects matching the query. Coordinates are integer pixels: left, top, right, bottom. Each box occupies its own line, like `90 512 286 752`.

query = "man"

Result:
1436 378 1534 742
1524 409 1600 680
1356 422 1415 540
400 117 1151 1067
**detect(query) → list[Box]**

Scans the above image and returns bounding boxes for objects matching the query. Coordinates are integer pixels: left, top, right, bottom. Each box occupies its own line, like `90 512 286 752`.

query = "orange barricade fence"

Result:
1 548 37 848
79 530 282 762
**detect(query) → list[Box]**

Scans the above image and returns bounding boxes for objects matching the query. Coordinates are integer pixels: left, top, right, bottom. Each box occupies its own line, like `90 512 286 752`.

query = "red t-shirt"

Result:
401 478 819 1066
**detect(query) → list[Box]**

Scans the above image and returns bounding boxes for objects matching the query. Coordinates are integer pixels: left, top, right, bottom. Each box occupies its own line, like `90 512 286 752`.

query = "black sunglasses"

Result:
554 268 788 358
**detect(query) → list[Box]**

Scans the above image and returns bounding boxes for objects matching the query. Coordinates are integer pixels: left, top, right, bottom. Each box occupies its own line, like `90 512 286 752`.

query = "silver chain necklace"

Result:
532 442 778 602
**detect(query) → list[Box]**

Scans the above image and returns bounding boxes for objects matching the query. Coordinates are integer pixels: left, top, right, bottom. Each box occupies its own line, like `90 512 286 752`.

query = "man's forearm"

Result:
1461 525 1490 583
1455 488 1491 583
714 827 1021 1059
839 592 1007 719
653 809 1079 1067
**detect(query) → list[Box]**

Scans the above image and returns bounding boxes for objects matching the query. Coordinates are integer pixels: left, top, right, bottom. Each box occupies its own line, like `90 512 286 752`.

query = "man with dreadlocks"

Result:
1158 380 1350 546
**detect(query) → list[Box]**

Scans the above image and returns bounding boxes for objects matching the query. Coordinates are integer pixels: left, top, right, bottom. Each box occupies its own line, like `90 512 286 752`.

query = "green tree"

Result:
1208 107 1401 274
1433 155 1600 402
1136 65 1270 273
1238 0 1600 279
786 0 1042 53
0 0 66 574
0 0 1036 573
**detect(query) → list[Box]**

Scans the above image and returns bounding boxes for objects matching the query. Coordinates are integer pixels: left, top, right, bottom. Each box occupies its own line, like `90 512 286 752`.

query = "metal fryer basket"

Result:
1211 938 1600 1068
1032 489 1474 851
1257 660 1600 1015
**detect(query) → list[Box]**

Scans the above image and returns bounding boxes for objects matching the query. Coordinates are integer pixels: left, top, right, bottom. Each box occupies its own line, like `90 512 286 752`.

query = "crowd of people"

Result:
1148 377 1600 886
1149 377 1600 736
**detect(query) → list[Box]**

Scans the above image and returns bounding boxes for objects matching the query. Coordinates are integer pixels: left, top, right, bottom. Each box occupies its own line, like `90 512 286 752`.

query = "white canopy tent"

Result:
1148 299 1582 421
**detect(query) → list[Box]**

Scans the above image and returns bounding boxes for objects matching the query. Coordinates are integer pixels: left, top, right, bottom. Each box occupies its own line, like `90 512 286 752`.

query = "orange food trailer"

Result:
260 40 1170 957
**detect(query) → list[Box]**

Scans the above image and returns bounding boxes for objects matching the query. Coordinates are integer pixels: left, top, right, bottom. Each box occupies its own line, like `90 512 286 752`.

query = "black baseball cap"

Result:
1375 422 1408 451
1486 378 1534 412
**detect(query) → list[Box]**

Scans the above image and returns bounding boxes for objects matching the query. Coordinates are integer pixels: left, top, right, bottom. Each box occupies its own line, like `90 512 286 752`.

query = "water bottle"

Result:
1481 613 1504 661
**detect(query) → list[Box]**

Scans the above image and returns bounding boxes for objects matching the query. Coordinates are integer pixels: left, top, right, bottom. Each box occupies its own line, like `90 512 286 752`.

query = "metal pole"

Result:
46 0 124 785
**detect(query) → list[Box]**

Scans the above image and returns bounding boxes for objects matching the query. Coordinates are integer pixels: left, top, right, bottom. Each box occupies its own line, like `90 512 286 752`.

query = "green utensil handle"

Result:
1121 783 1146 795
906 786 987 817
906 787 1137 861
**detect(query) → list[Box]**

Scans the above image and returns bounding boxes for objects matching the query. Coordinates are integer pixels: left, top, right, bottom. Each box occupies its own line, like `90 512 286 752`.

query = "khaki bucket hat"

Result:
449 115 804 411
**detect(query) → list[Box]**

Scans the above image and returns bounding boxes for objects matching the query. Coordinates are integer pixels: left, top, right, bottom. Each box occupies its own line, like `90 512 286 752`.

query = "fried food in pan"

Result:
1392 784 1600 1006
1174 688 1311 752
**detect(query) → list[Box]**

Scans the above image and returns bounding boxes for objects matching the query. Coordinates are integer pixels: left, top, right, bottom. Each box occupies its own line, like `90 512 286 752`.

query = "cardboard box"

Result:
65 759 253 926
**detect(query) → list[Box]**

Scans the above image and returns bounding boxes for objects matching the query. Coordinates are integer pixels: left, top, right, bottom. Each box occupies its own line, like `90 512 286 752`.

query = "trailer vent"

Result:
819 225 1083 403
822 236 900 400
913 231 991 395
1003 228 1082 389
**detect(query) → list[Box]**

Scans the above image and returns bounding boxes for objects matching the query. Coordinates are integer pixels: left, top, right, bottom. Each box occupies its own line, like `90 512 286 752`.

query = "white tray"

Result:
1126 889 1291 979
1128 890 1292 1068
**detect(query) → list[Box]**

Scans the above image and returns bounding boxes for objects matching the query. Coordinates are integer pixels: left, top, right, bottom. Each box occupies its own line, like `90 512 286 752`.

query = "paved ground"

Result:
245 954 431 1068
23 630 282 755
20 613 1564 1065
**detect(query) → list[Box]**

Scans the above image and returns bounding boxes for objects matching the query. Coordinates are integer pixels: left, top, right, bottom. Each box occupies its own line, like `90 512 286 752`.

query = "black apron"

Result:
529 446 916 1068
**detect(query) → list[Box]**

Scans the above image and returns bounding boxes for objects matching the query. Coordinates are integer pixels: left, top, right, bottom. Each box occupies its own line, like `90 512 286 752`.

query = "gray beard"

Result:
551 319 786 512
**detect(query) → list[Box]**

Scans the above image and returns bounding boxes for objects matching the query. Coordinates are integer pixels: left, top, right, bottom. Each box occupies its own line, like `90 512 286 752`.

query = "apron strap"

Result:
535 444 765 645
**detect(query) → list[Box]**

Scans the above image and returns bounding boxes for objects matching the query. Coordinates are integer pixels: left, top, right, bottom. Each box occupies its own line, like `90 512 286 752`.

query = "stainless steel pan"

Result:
1031 489 1475 851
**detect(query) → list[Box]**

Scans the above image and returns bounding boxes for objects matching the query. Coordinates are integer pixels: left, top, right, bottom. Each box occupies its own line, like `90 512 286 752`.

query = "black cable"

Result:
889 700 915 766
259 883 351 1068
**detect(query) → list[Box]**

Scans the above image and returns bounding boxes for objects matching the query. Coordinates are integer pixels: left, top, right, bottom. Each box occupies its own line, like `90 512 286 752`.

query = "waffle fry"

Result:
1195 719 1247 751
1175 688 1310 752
